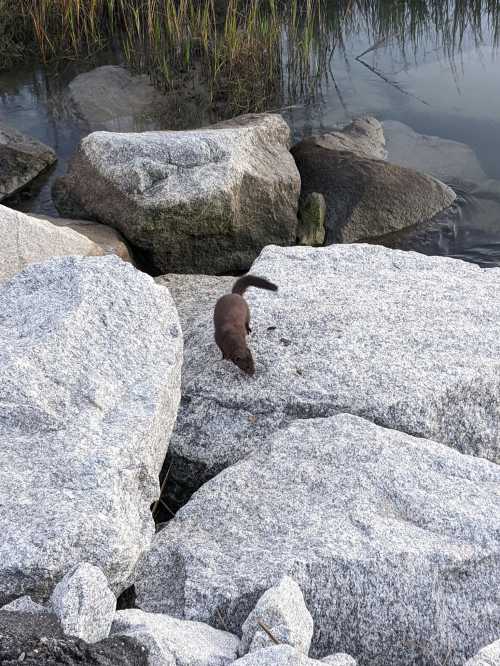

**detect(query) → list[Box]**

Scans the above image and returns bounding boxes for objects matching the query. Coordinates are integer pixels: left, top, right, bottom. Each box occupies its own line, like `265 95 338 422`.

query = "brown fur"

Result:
214 275 278 375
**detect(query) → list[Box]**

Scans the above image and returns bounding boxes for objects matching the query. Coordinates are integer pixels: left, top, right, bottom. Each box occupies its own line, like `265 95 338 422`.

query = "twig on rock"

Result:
257 620 280 645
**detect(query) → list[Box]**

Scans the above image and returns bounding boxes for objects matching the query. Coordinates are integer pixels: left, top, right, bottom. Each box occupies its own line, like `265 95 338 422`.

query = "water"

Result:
1 5 500 267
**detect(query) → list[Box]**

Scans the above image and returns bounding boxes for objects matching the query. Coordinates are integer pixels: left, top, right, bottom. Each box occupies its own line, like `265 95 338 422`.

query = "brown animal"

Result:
214 275 278 375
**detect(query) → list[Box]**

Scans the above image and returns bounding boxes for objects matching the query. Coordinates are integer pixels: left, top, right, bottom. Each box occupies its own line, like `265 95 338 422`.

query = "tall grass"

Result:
0 1 498 115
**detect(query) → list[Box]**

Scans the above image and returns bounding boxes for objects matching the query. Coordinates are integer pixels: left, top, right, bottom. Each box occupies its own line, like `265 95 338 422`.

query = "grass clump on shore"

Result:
0 1 498 115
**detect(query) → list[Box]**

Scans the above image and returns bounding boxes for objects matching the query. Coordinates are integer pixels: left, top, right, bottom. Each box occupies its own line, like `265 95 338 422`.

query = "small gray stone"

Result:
321 655 357 666
1 596 49 614
50 563 116 643
298 117 387 160
240 576 313 655
465 639 500 665
383 120 487 183
111 608 240 665
297 192 326 246
0 255 182 604
0 204 104 283
53 113 300 274
233 645 324 665
135 413 500 666
0 123 56 200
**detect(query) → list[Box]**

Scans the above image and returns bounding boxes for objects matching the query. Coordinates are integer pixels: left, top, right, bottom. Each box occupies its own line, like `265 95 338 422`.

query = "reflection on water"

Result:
377 181 500 268
1 1 500 266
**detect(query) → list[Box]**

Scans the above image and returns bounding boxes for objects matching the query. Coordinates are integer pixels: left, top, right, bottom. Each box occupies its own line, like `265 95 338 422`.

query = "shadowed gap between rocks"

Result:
150 401 448 526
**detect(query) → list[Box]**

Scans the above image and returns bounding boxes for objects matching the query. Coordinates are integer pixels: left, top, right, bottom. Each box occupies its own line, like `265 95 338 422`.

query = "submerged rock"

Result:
298 117 387 160
0 256 182 604
111 608 240 665
383 120 487 183
162 244 500 502
50 563 116 644
291 142 455 243
0 123 56 201
239 576 313 655
0 204 104 283
66 65 166 132
135 413 500 666
53 113 300 274
0 610 149 665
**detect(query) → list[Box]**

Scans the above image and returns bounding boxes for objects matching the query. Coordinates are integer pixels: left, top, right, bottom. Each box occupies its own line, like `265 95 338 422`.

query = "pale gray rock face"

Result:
383 120 487 183
239 576 313 655
155 274 234 338
67 65 166 132
464 639 500 665
112 609 240 665
298 117 387 160
233 645 323 665
0 123 56 200
50 563 116 643
321 655 357 666
162 244 500 504
34 213 133 263
134 414 500 666
0 255 182 604
291 142 455 243
1 596 49 614
53 113 300 274
0 204 104 283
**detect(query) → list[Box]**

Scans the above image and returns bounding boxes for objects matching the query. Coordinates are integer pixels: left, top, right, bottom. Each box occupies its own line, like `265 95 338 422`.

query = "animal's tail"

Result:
232 274 278 295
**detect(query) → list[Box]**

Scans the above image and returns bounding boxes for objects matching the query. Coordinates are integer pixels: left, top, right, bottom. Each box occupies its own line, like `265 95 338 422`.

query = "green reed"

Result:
0 1 498 116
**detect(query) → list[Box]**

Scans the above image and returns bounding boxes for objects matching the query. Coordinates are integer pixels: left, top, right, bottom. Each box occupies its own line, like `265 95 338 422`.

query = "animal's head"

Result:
233 349 255 376
223 336 255 376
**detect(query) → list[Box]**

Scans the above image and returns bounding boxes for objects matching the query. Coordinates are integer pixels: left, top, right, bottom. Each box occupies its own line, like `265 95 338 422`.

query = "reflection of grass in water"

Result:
0 1 499 115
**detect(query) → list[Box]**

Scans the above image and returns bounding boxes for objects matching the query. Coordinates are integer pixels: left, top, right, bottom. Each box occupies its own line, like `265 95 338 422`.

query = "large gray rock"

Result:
465 640 500 665
291 142 455 243
0 204 104 283
0 255 182 604
0 123 56 200
53 113 300 274
34 213 133 263
239 576 313 655
233 645 324 665
50 563 116 643
383 120 487 183
67 65 166 132
135 413 500 666
112 609 239 665
160 244 500 503
298 117 387 160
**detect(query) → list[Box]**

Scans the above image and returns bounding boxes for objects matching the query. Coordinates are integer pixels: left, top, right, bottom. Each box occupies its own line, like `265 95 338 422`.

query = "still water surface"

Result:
1 8 500 267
